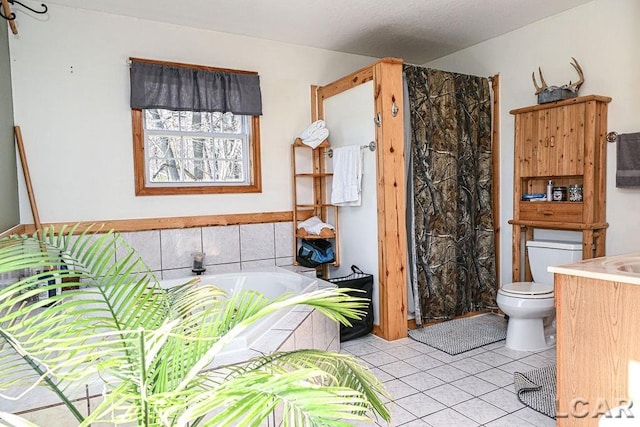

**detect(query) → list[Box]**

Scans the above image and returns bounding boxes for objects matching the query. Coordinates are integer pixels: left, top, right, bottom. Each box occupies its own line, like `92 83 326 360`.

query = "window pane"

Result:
184 137 211 159
179 111 212 132
183 159 214 182
145 109 179 131
221 112 242 133
149 158 183 182
148 136 183 158
215 160 244 181
141 108 253 188
214 138 243 160
211 112 242 134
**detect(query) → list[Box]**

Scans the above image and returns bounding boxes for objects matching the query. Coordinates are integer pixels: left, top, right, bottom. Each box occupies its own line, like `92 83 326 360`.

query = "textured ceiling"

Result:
45 0 593 64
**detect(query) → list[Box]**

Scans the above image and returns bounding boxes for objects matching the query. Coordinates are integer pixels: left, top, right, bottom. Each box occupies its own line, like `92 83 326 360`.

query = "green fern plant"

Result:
0 226 390 426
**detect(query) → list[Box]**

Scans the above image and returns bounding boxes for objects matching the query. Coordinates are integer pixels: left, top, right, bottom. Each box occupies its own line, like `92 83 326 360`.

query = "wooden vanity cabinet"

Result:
510 95 611 281
555 271 640 426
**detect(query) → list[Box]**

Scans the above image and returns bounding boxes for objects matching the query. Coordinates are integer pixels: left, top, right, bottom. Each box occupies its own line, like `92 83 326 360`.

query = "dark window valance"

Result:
130 60 262 116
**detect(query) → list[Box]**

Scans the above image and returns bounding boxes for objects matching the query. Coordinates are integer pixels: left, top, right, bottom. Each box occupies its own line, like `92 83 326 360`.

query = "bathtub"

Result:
0 268 338 418
159 267 320 357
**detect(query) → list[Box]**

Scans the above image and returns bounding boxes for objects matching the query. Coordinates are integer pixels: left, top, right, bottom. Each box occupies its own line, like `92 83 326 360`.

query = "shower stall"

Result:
314 58 498 339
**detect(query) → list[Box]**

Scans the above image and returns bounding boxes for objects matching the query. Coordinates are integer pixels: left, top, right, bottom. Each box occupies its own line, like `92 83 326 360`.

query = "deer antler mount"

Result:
532 58 585 103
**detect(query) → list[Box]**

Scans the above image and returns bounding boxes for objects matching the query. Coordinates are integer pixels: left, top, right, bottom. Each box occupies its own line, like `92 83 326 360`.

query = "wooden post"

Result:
512 224 522 282
1 0 17 35
15 126 42 233
373 59 407 340
524 227 534 282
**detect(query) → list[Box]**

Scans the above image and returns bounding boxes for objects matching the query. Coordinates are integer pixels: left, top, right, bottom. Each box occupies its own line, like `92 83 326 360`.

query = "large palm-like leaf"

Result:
0 226 170 423
0 227 390 426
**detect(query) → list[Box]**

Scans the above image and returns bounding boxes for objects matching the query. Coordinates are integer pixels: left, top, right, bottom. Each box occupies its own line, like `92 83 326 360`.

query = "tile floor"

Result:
340 330 557 427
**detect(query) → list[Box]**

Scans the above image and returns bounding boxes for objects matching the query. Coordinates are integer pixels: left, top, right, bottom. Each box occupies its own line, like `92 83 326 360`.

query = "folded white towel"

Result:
299 120 325 140
331 145 362 206
301 127 329 149
298 120 330 148
297 216 335 235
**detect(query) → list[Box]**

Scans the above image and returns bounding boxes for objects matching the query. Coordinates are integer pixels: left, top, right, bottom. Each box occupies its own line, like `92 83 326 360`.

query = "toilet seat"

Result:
499 282 554 299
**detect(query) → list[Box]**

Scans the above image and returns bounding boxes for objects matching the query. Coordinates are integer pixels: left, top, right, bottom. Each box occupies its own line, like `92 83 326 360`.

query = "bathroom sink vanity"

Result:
551 253 640 426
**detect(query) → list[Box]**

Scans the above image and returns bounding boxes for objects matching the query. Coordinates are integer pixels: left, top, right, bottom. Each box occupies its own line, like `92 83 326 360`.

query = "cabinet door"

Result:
517 108 561 177
517 103 586 178
515 111 539 178
536 104 586 177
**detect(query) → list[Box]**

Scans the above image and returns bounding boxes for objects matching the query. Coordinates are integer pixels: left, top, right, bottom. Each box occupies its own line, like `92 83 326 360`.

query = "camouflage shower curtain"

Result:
404 65 497 323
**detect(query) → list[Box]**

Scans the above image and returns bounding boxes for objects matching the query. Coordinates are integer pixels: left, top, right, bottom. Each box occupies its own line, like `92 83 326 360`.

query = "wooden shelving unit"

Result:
291 138 339 266
509 95 611 282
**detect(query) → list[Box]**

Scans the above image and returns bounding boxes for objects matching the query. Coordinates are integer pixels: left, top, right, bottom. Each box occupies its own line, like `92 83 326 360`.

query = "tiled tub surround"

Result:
118 221 295 279
1 268 340 426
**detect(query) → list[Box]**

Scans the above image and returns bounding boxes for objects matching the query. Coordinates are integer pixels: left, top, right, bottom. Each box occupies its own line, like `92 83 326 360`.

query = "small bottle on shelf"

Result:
546 180 553 202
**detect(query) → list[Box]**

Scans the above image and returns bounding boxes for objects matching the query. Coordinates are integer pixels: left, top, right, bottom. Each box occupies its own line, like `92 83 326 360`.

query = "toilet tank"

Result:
526 240 583 284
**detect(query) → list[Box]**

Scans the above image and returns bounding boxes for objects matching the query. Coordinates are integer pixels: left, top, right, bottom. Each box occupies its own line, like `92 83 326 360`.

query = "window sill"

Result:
135 182 262 196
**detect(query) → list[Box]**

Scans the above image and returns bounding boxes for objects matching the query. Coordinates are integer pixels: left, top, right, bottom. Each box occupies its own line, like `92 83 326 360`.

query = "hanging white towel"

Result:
331 145 363 206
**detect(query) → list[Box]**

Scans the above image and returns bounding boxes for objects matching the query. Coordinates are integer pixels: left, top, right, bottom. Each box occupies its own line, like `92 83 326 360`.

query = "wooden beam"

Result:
317 58 402 101
310 85 319 122
373 60 408 341
23 211 293 235
14 127 42 232
317 67 374 102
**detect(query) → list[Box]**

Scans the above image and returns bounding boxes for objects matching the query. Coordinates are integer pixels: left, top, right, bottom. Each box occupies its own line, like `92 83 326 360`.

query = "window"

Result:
130 59 262 195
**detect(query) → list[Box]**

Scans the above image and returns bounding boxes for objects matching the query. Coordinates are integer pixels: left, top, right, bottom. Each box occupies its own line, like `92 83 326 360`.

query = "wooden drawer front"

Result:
520 202 583 223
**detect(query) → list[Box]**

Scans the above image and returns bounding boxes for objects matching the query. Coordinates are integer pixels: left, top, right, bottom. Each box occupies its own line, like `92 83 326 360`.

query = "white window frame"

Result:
142 110 251 187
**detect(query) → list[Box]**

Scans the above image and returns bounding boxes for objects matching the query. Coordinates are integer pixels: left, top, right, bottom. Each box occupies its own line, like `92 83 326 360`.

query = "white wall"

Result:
0 19 18 233
323 81 380 324
8 4 376 223
426 0 640 284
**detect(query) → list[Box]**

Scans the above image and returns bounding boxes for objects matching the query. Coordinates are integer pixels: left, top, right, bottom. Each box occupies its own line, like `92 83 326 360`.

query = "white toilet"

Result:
497 239 582 351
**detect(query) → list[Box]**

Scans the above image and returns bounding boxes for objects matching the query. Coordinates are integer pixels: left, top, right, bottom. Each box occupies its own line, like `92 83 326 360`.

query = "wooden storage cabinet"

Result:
291 138 339 267
510 95 611 281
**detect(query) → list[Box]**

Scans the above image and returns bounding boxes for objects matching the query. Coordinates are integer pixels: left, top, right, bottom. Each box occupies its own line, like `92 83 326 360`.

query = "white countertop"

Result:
549 251 640 285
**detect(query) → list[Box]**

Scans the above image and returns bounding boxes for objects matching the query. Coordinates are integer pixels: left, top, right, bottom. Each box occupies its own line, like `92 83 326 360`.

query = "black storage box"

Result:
328 265 374 342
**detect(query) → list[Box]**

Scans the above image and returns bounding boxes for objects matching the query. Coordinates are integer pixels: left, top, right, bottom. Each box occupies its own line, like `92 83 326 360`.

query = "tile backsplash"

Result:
118 221 294 279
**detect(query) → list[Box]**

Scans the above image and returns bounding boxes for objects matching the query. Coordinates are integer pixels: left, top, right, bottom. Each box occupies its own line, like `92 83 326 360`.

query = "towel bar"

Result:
326 141 376 158
607 131 618 143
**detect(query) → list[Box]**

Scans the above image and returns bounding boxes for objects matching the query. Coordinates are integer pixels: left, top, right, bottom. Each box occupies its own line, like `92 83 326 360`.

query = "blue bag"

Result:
297 239 335 267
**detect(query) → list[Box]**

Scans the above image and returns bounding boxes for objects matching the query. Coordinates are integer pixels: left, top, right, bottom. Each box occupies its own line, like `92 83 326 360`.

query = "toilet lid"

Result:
501 282 554 296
